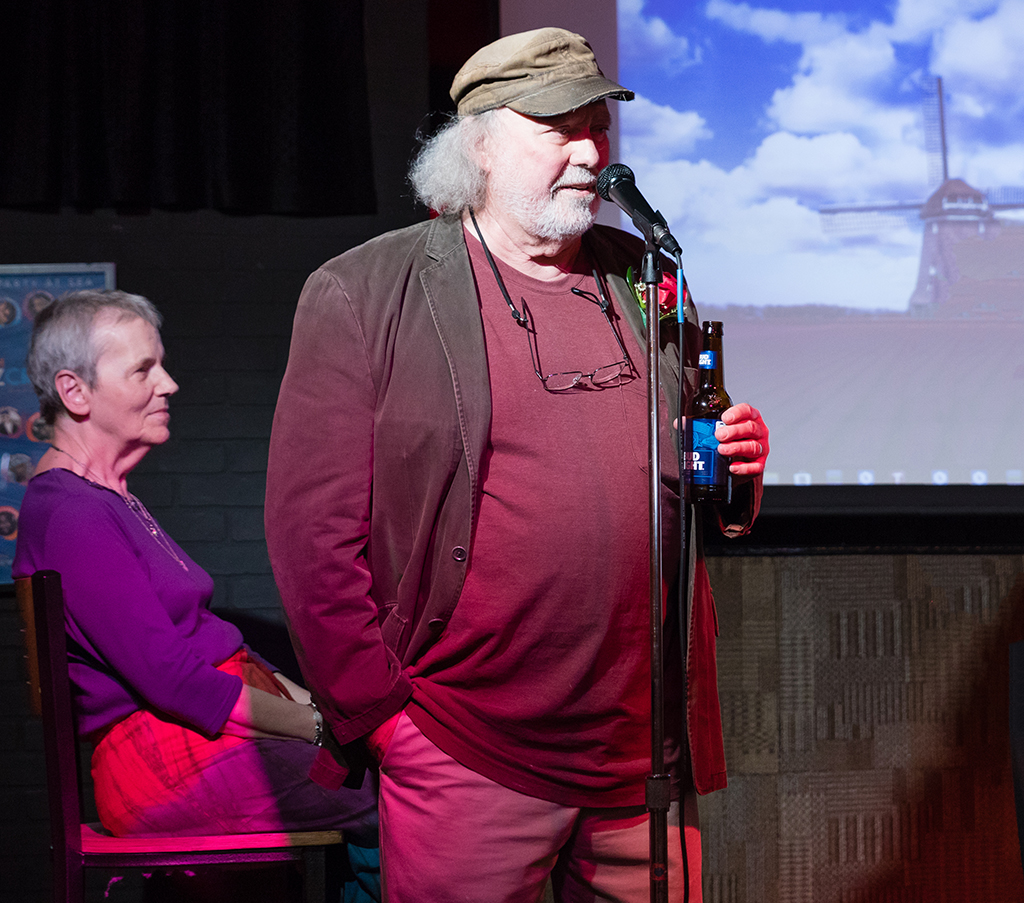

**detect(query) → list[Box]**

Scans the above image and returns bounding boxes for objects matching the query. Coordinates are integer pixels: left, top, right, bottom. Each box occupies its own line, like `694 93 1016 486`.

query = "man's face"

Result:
481 101 612 243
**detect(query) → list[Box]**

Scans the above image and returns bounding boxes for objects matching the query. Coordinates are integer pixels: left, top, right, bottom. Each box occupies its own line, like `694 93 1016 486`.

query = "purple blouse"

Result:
13 468 244 737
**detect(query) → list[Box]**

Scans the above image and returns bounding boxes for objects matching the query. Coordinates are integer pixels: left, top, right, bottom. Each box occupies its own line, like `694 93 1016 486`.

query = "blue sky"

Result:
616 0 1024 309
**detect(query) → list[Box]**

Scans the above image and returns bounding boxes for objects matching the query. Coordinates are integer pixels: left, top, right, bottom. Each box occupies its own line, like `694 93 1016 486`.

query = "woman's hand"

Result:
222 685 320 743
273 671 312 706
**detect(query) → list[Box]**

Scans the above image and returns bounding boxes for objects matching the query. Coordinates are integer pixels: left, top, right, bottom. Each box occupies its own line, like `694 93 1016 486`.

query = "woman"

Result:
13 290 379 898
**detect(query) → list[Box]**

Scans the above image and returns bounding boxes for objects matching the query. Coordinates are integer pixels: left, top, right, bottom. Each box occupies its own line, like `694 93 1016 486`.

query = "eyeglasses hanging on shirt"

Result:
469 209 635 393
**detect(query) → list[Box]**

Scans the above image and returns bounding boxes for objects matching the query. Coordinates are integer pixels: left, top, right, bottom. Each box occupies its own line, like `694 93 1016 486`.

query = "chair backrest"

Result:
18 569 347 903
17 570 87 861
15 575 41 716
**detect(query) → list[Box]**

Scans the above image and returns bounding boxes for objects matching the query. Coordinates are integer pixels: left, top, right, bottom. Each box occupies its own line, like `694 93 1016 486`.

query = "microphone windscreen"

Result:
596 163 634 201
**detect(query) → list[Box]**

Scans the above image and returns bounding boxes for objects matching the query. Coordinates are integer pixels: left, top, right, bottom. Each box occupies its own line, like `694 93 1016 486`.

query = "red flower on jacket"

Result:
655 271 680 319
626 267 687 321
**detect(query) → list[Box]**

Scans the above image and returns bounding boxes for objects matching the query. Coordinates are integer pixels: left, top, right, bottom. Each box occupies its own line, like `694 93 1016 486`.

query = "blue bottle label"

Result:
689 418 726 486
699 350 716 369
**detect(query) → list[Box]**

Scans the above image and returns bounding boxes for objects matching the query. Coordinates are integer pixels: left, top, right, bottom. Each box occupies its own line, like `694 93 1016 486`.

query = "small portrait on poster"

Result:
0 297 19 328
0 406 22 437
22 291 54 321
0 506 19 540
26 412 54 443
2 452 34 486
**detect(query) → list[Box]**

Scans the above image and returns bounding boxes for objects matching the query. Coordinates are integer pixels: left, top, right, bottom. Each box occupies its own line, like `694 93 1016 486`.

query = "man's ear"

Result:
54 370 90 418
473 128 494 175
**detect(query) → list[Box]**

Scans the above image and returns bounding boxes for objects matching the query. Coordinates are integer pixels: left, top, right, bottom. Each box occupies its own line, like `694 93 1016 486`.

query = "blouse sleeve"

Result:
35 487 243 736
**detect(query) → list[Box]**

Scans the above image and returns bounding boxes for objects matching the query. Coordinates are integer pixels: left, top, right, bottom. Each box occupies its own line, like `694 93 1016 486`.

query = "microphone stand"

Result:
641 241 671 903
677 293 693 903
596 163 689 901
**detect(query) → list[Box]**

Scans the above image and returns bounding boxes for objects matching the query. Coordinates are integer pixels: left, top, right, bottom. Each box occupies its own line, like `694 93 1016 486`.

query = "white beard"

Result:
489 162 599 243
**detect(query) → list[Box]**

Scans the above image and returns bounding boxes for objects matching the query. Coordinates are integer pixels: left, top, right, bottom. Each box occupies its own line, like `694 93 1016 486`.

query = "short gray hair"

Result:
408 111 501 215
28 289 163 425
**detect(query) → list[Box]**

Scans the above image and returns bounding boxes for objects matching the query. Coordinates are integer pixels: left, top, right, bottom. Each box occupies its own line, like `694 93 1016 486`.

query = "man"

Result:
266 27 769 902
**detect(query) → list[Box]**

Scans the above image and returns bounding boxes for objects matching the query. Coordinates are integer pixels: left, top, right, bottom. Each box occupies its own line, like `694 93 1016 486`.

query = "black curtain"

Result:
0 0 376 215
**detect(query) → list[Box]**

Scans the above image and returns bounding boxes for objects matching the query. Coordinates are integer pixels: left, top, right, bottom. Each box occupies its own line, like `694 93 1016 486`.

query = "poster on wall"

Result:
0 263 115 583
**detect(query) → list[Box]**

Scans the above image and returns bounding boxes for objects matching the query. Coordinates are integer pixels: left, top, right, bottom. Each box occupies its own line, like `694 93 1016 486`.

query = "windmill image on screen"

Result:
820 77 1024 318
686 78 1024 489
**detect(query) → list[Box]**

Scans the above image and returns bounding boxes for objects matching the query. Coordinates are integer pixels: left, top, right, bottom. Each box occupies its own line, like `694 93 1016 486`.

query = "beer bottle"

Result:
686 320 732 503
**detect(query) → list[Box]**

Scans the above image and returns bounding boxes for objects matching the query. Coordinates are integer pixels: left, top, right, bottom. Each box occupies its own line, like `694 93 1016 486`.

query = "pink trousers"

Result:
378 712 702 902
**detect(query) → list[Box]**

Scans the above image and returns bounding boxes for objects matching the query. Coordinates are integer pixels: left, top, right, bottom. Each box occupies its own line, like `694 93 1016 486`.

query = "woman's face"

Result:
87 314 179 452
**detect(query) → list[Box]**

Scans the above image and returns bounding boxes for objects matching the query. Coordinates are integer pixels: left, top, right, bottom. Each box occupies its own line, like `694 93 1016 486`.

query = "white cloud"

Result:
959 142 1024 186
708 0 1024 148
763 26 918 148
768 78 914 145
620 150 921 311
620 96 712 162
616 118 926 310
704 0 849 44
617 161 920 311
618 0 702 75
932 0 1024 118
685 241 920 310
890 0 1002 41
746 131 923 198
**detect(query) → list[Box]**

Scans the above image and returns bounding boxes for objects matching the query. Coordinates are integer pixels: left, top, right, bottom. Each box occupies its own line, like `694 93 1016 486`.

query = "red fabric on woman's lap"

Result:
92 648 289 836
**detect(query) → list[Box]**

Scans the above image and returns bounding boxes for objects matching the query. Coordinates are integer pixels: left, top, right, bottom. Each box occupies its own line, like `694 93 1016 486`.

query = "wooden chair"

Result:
17 569 344 903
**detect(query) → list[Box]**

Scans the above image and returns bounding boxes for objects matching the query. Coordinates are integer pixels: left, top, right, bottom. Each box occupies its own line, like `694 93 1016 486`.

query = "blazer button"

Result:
452 546 468 562
428 618 446 633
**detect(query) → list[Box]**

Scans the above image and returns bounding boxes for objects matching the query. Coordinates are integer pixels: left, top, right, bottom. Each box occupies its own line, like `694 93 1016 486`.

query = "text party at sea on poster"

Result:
0 264 115 582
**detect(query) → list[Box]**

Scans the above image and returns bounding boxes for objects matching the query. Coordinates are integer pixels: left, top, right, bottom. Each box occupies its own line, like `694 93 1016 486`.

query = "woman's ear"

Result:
54 370 90 418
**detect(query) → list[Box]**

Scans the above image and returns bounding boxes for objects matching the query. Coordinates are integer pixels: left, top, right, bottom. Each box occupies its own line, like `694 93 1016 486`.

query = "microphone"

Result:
596 164 681 257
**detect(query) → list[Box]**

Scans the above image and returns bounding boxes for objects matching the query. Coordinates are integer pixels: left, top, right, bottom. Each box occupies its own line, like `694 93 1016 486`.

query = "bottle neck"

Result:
698 342 725 389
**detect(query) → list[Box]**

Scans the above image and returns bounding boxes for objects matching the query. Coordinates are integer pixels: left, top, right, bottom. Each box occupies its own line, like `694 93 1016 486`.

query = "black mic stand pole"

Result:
677 278 694 903
641 242 671 903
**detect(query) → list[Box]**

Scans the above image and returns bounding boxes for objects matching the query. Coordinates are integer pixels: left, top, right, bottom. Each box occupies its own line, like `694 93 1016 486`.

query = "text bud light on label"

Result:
690 418 724 485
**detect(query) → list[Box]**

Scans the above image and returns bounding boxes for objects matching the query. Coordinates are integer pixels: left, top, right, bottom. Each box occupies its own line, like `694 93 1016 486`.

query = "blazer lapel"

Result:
419 217 492 498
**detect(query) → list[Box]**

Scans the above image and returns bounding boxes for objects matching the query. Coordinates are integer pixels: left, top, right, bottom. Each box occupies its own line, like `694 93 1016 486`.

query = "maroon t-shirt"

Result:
406 228 678 807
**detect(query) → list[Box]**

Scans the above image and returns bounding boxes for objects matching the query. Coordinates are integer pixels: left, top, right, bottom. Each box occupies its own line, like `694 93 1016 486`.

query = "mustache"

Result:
552 166 598 192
